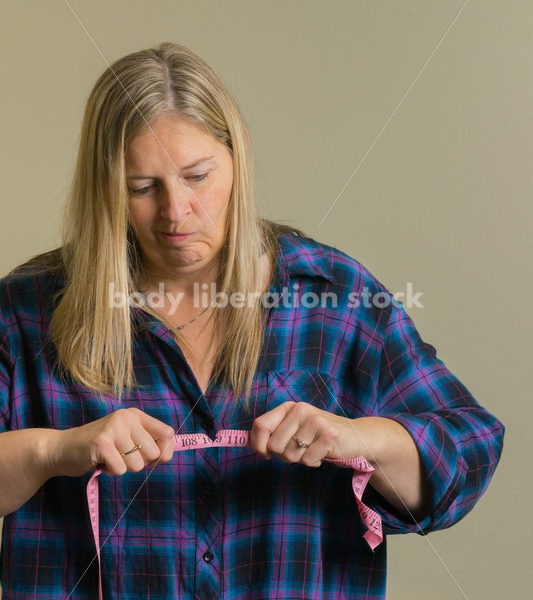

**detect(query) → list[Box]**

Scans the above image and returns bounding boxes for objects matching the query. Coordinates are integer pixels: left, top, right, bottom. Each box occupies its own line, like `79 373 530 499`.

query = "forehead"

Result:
125 116 220 170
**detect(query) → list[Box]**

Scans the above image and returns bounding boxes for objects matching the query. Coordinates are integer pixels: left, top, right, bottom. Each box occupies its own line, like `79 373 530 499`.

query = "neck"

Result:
138 256 221 301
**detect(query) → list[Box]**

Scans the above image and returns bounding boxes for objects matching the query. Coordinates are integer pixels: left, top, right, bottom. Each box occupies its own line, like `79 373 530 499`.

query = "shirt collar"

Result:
275 232 336 290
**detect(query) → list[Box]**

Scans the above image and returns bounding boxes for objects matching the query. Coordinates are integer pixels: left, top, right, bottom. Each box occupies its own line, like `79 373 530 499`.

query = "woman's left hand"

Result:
249 401 374 467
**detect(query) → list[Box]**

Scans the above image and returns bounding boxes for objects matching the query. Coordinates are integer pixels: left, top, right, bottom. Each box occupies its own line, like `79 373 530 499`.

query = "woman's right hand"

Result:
46 408 176 478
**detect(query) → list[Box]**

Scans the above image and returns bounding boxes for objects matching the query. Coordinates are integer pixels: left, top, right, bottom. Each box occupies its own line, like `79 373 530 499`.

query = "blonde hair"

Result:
12 42 304 413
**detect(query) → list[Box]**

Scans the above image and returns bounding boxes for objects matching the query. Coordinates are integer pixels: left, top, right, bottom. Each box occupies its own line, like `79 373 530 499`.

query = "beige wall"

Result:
1 1 529 598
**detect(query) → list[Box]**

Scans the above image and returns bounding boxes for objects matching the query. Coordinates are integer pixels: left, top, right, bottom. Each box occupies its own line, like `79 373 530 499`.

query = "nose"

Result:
159 178 194 222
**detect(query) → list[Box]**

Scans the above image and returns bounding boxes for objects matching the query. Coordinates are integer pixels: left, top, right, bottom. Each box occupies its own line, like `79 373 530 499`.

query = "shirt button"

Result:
200 418 211 430
202 551 214 563
203 484 214 497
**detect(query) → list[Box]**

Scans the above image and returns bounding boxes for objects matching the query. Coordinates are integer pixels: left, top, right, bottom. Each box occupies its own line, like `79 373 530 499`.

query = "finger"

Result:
134 410 175 465
294 417 344 467
134 409 175 443
155 430 176 464
120 409 175 467
291 431 324 468
265 402 313 461
139 426 176 467
97 441 130 476
117 436 146 473
249 401 296 459
269 403 330 466
129 424 165 466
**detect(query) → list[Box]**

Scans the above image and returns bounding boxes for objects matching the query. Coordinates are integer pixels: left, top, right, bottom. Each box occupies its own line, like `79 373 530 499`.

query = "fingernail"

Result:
265 454 271 460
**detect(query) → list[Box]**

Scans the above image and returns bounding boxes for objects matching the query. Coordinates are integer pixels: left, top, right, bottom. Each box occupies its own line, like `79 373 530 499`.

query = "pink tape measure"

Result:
86 429 383 600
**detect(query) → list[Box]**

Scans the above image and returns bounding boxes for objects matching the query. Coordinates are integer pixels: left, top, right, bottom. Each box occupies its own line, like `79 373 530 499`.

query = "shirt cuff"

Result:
361 413 468 536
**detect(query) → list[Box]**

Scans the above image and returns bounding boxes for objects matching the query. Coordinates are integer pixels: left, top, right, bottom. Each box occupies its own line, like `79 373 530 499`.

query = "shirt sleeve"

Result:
365 298 505 536
0 306 13 433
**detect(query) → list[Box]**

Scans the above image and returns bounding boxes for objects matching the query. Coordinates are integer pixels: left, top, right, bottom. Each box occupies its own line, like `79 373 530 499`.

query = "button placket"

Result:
203 483 214 497
194 440 221 599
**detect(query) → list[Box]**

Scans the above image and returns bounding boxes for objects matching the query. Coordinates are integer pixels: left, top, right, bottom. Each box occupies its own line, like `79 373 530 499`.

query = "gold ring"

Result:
293 436 309 449
120 443 142 456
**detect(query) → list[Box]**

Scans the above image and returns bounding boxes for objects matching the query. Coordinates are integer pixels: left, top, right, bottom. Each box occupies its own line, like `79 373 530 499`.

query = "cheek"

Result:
128 203 153 232
205 179 233 217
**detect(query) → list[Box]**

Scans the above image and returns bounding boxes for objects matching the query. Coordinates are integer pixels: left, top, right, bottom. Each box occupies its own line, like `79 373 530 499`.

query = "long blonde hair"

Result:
11 42 304 413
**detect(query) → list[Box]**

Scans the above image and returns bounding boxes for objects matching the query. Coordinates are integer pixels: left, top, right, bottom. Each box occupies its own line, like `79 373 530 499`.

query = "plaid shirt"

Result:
0 231 505 599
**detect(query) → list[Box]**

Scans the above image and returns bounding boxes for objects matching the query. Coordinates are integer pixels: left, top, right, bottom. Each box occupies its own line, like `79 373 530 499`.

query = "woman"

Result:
0 42 505 599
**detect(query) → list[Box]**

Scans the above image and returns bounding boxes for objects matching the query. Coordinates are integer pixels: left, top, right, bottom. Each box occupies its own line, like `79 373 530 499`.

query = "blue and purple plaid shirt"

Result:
0 231 505 599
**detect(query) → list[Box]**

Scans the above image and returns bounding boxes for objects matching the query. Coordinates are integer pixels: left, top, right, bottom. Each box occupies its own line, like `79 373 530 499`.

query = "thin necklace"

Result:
138 280 217 331
173 295 216 331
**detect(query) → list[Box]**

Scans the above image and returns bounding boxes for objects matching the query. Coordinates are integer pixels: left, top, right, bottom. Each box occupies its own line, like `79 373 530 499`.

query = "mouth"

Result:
158 231 196 244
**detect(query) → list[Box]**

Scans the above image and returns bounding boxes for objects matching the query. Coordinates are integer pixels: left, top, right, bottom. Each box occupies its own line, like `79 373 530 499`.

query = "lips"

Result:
158 231 196 244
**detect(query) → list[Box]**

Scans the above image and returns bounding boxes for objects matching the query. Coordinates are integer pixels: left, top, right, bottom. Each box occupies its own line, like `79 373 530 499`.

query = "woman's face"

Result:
125 114 234 285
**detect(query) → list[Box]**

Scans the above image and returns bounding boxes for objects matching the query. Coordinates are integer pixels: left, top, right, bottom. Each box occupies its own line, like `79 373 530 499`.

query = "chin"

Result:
169 252 206 268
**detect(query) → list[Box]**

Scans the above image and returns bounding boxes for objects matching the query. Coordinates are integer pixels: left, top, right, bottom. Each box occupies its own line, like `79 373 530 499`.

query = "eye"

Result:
129 185 155 196
130 185 154 196
129 173 208 196
186 172 208 182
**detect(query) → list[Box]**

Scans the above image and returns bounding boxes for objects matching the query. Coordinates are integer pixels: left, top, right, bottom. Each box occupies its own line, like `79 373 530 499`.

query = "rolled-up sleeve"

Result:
0 307 12 433
366 299 505 536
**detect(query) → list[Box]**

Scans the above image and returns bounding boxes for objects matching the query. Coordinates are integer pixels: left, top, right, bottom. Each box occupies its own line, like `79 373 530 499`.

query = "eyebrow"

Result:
126 155 215 179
